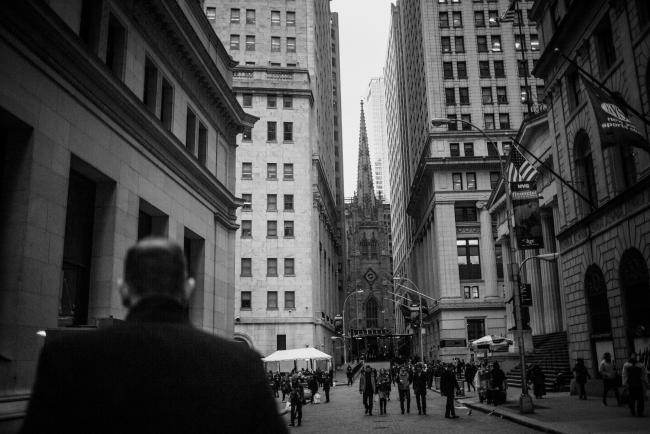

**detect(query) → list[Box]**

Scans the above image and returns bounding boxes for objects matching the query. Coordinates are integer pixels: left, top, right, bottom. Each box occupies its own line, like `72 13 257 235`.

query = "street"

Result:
276 363 539 433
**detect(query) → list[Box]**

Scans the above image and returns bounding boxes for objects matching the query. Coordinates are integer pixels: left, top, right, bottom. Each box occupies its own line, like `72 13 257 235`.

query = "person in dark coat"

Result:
573 358 590 400
21 238 287 434
397 365 412 414
464 362 477 392
308 374 319 404
440 364 461 419
412 364 428 415
347 364 354 386
359 364 377 415
289 382 303 427
322 373 331 403
529 365 546 399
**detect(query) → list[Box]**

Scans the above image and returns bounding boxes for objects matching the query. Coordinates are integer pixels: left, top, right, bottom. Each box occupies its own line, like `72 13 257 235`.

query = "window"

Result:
520 86 531 103
267 291 278 309
267 220 278 238
487 142 499 156
143 57 158 112
464 142 474 157
637 0 650 29
455 204 477 222
585 265 612 334
242 126 252 142
230 34 240 50
490 171 500 189
106 14 127 79
242 162 252 179
271 37 281 52
283 163 294 180
242 93 253 107
271 10 281 26
494 60 505 78
287 37 296 53
197 122 207 164
267 163 277 180
461 114 472 130
155 76 173 131
499 113 510 129
241 291 251 309
536 86 545 103
284 258 295 275
283 95 293 109
445 88 456 105
491 35 502 51
284 220 294 237
459 88 470 105
502 141 512 154
284 194 294 211
515 34 524 51
277 334 286 350
241 258 252 277
286 11 296 26
530 34 539 51
488 10 499 26
267 258 278 276
479 61 491 78
450 143 460 157
185 108 196 153
467 318 485 341
496 86 508 104
440 12 449 28
267 121 277 141
496 243 504 278
447 114 458 130
466 172 477 190
241 193 252 211
267 194 277 211
246 9 256 24
441 37 452 53
452 11 463 27
574 131 598 209
240 220 252 238
284 291 295 309
443 62 454 79
518 60 529 77
567 70 581 112
484 113 495 129
464 286 471 299
245 35 255 51
595 17 616 74
267 94 277 108
455 36 465 53
453 172 463 190
230 9 240 23
458 239 481 279
206 7 216 21
482 87 493 104
474 11 485 27
283 122 293 141
457 61 467 78
477 36 488 52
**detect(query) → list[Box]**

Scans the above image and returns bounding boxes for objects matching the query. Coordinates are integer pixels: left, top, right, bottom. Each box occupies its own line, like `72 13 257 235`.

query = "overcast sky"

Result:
331 0 394 198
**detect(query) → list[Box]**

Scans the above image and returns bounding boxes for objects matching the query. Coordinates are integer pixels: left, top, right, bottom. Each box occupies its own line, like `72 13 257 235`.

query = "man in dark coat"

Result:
21 238 288 434
359 364 377 415
412 364 428 415
441 364 461 419
322 373 331 403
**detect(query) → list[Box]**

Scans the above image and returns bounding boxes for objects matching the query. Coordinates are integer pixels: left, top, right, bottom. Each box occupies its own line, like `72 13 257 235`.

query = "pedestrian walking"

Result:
308 374 318 404
464 362 477 392
21 238 288 434
622 352 649 417
573 358 590 400
476 362 491 403
359 364 377 415
397 365 412 414
347 364 353 386
377 369 391 415
289 382 303 427
599 352 620 406
412 364 427 415
529 365 546 399
441 364 461 419
322 373 331 403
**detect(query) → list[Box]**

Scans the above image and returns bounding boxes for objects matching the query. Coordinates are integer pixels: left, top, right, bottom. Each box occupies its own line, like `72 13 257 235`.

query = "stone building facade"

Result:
531 0 650 375
0 0 252 424
205 0 345 357
344 103 395 361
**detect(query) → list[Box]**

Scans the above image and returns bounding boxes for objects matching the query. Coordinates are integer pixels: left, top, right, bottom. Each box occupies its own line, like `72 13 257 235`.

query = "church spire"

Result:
356 100 376 213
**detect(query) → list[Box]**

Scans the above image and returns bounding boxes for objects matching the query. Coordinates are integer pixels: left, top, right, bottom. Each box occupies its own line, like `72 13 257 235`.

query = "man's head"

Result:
630 352 638 363
603 352 611 361
365 365 372 372
119 238 195 308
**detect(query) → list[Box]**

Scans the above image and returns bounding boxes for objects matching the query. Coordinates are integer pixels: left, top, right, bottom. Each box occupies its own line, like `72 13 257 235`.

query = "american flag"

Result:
499 0 516 23
507 145 537 182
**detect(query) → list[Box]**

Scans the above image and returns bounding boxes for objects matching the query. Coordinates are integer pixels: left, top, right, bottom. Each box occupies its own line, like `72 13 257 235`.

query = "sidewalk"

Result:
441 386 650 433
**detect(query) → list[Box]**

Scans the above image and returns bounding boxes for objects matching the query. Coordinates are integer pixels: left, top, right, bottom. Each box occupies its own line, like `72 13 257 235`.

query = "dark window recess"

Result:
241 291 252 309
160 78 173 131
185 109 196 153
455 204 477 222
277 334 287 350
79 0 102 51
458 239 481 280
467 319 485 341
197 122 207 164
106 14 127 79
143 58 158 113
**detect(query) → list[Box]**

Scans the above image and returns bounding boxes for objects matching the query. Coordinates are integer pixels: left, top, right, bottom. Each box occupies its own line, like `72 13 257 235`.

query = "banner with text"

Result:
511 181 544 250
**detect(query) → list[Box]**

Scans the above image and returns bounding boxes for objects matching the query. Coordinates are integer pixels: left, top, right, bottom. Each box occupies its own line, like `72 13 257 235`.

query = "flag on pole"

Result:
499 0 516 23
507 145 538 182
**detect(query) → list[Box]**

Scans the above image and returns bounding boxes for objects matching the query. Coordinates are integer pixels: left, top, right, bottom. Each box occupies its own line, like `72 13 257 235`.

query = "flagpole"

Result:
515 0 532 116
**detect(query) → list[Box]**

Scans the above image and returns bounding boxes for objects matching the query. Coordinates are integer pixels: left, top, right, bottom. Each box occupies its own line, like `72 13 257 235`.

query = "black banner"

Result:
511 181 543 250
519 283 532 306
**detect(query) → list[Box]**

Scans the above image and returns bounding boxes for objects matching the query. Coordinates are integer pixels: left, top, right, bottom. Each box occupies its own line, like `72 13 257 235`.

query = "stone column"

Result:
526 249 546 336
501 237 515 331
540 209 563 333
434 202 460 298
429 219 439 299
477 201 498 298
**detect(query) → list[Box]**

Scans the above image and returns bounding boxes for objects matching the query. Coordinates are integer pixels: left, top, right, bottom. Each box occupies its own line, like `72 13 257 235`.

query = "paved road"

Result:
276 362 539 433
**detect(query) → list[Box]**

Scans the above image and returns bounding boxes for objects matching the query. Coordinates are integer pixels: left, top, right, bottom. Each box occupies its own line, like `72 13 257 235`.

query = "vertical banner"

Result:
511 181 544 250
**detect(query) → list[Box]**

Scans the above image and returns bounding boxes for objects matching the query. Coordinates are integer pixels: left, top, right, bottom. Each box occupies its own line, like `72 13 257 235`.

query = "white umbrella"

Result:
469 335 513 351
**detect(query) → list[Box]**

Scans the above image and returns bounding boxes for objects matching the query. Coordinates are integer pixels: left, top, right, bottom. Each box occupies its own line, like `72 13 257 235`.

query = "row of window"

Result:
240 220 294 238
240 122 294 143
229 35 296 52
449 141 504 158
445 86 532 106
440 9 536 29
240 290 295 310
441 34 538 54
240 258 295 277
241 163 294 181
242 94 293 109
239 190 295 212
444 113 510 130
452 172 478 191
224 8 296 27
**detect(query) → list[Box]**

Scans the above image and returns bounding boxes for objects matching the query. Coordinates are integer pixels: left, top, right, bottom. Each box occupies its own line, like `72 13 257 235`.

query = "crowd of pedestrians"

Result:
270 367 334 427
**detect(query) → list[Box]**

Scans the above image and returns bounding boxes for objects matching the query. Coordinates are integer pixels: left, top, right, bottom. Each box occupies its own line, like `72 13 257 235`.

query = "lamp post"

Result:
342 289 364 365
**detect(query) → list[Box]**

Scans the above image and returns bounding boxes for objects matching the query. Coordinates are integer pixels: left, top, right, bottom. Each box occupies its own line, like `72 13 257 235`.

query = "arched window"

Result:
365 296 379 328
585 264 611 336
608 93 637 192
360 235 369 257
574 131 598 212
370 235 378 258
620 249 650 345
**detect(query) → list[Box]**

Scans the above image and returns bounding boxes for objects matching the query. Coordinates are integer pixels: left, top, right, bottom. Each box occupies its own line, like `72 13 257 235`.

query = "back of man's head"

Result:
124 237 186 298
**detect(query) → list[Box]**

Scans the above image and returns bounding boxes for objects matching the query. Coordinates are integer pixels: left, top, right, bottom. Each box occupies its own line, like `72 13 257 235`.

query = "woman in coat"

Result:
573 358 590 400
529 365 546 399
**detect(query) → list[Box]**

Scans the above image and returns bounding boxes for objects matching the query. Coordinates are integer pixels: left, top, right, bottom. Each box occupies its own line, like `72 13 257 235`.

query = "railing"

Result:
233 70 253 79
266 71 293 80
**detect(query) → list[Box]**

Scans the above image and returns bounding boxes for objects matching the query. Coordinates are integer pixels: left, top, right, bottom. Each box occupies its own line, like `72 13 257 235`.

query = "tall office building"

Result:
206 1 345 358
385 0 544 361
366 77 391 203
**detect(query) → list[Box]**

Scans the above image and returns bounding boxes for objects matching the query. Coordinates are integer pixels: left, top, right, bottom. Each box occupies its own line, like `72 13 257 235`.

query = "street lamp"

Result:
342 289 364 365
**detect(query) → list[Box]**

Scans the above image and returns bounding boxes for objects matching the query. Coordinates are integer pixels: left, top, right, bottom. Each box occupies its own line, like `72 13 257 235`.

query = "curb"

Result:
459 400 566 434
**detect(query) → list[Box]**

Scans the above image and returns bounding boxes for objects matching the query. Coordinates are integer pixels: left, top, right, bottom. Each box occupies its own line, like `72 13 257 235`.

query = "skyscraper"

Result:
366 77 391 203
205 0 345 357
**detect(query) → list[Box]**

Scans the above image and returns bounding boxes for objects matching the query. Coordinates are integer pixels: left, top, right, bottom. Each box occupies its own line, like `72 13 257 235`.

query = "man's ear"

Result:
118 278 132 308
183 277 196 302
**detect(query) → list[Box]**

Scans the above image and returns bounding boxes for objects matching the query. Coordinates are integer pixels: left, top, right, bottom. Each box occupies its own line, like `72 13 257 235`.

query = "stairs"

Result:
506 332 571 392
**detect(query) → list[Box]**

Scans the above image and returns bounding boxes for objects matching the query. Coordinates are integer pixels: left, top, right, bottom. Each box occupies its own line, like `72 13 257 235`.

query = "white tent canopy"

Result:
469 335 513 351
263 347 332 363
